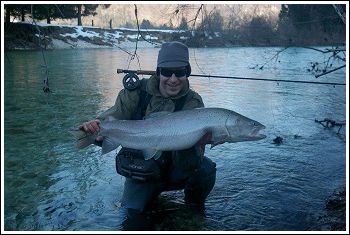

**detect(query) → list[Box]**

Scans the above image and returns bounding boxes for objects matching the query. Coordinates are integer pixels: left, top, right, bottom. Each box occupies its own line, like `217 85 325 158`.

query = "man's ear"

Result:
186 64 191 77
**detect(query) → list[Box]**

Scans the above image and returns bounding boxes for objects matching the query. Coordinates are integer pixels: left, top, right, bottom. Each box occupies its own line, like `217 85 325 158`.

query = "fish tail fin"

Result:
101 137 119 155
69 129 96 149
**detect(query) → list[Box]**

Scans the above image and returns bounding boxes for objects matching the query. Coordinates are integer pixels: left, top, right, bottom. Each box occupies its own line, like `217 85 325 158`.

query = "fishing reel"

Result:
122 72 140 90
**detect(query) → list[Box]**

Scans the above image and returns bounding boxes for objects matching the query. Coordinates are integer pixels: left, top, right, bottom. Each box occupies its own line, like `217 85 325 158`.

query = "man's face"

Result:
159 67 188 98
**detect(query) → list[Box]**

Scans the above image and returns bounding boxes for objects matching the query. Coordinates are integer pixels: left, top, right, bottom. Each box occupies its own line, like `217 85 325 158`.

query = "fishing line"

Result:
189 74 346 86
266 95 281 141
117 69 346 86
270 96 305 139
192 49 207 75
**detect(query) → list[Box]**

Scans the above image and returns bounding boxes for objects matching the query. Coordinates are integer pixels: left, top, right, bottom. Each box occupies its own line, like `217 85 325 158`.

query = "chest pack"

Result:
115 86 191 181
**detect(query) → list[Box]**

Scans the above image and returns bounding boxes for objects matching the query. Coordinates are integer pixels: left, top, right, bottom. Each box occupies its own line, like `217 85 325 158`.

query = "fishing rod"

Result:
117 69 346 89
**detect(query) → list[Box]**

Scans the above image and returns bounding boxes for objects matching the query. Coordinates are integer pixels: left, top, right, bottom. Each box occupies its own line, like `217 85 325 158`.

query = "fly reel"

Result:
122 72 140 90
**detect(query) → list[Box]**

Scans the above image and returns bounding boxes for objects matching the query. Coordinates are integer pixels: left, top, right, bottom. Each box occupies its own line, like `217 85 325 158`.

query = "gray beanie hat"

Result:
157 41 189 68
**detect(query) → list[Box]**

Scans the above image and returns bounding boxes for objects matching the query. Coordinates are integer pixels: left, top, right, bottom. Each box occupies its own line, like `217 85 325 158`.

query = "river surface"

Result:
3 47 347 231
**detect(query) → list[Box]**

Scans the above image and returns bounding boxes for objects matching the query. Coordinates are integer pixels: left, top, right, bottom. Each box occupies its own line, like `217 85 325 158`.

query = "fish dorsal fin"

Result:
106 115 117 122
143 111 171 120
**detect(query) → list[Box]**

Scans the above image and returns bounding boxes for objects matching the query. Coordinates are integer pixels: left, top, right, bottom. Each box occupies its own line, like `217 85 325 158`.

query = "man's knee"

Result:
121 178 161 212
188 156 217 186
184 157 216 204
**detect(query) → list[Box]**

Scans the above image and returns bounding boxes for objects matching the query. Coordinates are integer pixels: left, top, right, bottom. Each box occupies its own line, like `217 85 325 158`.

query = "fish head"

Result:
225 112 266 142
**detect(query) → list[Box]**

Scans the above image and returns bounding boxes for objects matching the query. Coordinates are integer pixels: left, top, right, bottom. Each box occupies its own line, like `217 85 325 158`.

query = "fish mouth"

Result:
254 134 267 140
233 133 266 142
251 126 266 140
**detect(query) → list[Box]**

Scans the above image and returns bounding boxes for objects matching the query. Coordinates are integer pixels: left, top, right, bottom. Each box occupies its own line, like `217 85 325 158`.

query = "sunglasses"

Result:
160 68 187 78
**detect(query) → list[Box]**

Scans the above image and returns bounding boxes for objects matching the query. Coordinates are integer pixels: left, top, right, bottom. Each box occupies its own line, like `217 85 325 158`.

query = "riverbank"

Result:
4 22 165 50
4 22 345 50
4 22 221 50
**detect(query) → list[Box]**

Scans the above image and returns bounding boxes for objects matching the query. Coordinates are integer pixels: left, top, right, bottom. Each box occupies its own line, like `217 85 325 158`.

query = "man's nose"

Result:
169 73 178 81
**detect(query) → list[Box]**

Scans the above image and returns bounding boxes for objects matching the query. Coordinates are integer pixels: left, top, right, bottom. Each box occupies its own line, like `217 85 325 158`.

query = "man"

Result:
79 41 216 226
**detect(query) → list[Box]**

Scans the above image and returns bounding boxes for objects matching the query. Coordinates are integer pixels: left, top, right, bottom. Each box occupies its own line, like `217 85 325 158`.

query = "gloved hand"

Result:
79 119 103 142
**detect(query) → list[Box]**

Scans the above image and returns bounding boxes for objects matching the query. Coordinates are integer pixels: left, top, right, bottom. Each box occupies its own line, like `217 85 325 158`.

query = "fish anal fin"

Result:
101 137 119 155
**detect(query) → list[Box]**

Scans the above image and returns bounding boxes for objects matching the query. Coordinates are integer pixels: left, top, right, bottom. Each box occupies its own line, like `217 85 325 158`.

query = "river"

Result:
3 47 347 231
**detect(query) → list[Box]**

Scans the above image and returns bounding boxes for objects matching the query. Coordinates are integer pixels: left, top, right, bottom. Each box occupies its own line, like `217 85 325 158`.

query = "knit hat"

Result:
157 41 189 68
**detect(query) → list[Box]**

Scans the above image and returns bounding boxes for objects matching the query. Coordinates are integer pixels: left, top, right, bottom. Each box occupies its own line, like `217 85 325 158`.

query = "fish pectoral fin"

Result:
210 140 226 149
195 132 213 146
101 137 119 155
142 149 162 160
209 132 228 149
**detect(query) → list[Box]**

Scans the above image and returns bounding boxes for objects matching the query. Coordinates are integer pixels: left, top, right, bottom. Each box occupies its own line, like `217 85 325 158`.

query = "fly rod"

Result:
117 69 346 88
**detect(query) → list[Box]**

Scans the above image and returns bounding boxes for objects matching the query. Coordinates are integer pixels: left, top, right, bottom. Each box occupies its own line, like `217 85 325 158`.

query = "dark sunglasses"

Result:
160 68 187 78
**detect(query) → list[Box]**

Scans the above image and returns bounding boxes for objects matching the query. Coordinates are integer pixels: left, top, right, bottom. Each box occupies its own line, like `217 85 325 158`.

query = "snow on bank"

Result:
49 38 109 49
57 25 162 49
49 38 157 49
15 21 188 49
34 21 186 33
60 26 100 38
117 27 186 34
8 22 224 50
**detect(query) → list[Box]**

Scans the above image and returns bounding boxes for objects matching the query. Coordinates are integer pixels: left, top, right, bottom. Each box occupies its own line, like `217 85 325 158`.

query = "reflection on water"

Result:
4 47 346 231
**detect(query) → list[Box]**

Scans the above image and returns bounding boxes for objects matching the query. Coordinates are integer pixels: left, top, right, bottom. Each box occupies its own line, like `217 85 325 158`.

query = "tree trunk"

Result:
46 8 51 24
77 4 82 26
5 7 11 24
21 8 25 21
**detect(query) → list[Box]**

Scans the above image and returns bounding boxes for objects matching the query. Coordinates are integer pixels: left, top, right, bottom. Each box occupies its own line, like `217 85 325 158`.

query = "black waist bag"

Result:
115 147 161 181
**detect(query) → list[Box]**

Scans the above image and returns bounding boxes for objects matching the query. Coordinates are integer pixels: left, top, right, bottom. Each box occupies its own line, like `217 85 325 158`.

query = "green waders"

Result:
120 156 216 213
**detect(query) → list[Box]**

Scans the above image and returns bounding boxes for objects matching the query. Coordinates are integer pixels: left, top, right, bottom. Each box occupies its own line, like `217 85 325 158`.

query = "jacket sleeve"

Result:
96 88 140 121
183 90 205 110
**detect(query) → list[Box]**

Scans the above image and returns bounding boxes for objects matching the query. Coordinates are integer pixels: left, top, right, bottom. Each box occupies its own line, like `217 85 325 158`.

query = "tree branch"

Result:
315 65 346 78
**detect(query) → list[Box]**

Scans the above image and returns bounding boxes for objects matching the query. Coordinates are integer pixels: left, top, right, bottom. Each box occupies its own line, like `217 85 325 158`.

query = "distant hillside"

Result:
52 4 281 30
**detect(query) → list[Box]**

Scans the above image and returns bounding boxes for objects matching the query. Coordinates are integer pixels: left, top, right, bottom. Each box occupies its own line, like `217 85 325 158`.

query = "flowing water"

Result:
3 47 347 231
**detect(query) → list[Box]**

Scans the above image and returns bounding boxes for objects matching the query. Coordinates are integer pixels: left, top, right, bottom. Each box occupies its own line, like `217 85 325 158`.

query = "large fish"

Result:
70 107 266 160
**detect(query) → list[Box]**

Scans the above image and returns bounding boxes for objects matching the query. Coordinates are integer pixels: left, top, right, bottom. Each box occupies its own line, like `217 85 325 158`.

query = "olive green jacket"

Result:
97 75 205 171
